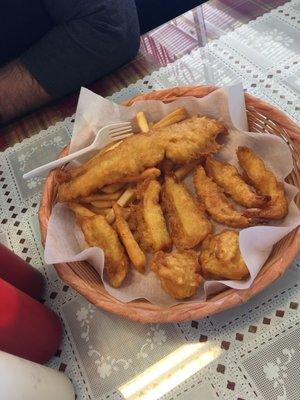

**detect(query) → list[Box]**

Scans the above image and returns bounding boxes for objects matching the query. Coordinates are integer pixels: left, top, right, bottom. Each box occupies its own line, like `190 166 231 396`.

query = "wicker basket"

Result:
39 86 300 323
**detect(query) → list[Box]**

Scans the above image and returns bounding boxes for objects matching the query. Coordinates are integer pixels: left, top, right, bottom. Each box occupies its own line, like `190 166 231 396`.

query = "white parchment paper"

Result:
44 85 300 306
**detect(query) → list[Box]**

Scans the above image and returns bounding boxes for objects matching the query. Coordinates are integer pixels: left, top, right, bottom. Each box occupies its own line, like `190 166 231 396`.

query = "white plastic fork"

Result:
23 122 133 180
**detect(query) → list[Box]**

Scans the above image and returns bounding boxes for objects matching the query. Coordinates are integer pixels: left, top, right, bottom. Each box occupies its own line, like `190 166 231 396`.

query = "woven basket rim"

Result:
38 85 300 323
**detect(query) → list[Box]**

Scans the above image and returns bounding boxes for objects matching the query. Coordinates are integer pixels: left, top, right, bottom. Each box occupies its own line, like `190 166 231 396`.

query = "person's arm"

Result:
21 0 140 97
0 60 52 123
1 0 140 123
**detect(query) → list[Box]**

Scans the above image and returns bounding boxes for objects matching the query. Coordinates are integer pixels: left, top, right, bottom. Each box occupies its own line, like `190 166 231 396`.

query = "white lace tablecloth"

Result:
0 1 299 399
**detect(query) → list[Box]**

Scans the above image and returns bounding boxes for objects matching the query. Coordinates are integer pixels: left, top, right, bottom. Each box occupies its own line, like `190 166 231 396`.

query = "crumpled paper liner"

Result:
44 84 300 306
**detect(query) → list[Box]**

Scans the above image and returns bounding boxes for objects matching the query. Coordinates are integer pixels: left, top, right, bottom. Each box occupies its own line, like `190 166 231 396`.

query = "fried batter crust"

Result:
237 147 288 220
134 179 172 252
80 215 128 287
58 116 225 202
162 175 211 249
199 230 249 280
151 250 203 299
206 156 268 208
194 166 253 228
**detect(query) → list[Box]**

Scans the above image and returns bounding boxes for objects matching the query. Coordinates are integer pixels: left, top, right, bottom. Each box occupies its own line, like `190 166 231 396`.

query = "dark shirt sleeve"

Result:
20 0 140 97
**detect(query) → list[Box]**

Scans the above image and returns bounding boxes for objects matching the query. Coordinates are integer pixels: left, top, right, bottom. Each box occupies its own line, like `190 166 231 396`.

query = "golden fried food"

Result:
58 116 225 202
84 205 109 216
174 160 201 180
162 176 212 249
136 111 150 133
199 230 249 280
67 202 95 218
237 146 288 220
59 141 124 184
206 156 268 208
80 215 129 288
117 168 161 183
105 187 136 224
161 116 224 163
134 179 172 252
90 200 114 209
152 107 188 129
113 204 146 273
101 183 125 194
78 191 123 203
150 250 203 299
194 166 253 228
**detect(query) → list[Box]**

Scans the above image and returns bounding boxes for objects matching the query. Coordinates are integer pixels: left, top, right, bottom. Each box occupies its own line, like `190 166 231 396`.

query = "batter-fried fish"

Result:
194 166 253 228
162 175 212 249
206 156 268 208
80 215 129 288
134 179 172 252
150 250 203 299
58 116 225 202
199 230 249 280
237 147 288 220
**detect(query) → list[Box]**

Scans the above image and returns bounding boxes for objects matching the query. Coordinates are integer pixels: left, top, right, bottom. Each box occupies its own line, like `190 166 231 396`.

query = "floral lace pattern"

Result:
263 347 297 400
88 349 133 379
62 298 184 398
0 2 299 399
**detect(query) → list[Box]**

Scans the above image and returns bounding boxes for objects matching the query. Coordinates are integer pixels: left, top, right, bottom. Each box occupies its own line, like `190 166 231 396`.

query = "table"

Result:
0 1 299 399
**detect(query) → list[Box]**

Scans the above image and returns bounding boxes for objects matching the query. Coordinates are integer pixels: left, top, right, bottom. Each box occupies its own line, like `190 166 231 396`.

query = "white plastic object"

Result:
23 121 132 180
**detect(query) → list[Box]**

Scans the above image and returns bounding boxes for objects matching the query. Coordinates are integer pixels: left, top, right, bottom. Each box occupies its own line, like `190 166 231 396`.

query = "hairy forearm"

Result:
0 59 52 124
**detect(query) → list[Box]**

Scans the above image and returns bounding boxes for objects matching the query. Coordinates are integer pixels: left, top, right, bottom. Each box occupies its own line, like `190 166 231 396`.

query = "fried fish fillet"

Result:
150 250 203 299
80 215 129 288
58 116 225 202
206 156 269 208
199 230 249 280
194 166 253 228
134 179 172 252
162 176 212 249
237 147 288 220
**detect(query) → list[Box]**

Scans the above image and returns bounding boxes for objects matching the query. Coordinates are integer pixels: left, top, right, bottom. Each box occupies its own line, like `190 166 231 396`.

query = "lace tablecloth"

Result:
0 1 299 399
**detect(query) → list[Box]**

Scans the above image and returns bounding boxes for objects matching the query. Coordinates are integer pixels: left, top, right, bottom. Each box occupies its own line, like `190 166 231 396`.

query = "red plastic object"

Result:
0 278 62 364
0 243 44 300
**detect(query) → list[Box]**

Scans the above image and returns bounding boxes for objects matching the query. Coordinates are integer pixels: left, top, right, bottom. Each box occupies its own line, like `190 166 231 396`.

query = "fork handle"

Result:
23 145 93 180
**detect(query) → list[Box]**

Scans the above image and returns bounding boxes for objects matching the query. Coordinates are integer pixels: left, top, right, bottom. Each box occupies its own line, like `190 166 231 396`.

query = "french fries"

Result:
101 183 125 194
113 204 146 273
118 168 161 184
91 200 115 209
67 202 95 218
153 107 188 129
85 205 110 215
106 187 137 224
78 191 123 203
136 111 150 133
